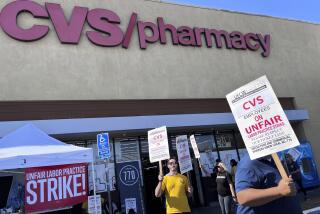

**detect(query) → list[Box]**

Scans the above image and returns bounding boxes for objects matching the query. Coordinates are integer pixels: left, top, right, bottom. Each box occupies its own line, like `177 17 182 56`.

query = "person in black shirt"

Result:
285 154 308 200
216 162 237 214
200 161 237 214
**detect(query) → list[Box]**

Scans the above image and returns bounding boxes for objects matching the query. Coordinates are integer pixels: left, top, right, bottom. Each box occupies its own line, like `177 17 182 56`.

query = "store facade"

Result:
0 0 319 213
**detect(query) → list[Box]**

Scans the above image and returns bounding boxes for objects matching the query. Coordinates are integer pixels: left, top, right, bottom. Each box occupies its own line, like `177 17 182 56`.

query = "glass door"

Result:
195 133 219 206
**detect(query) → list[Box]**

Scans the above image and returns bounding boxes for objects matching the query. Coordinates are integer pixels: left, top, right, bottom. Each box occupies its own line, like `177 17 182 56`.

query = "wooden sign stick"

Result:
159 161 163 176
271 153 288 179
187 171 191 180
197 158 201 168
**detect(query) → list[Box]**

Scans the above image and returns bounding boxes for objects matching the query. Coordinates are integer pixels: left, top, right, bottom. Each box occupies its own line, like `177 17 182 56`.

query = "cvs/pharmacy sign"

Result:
25 163 88 213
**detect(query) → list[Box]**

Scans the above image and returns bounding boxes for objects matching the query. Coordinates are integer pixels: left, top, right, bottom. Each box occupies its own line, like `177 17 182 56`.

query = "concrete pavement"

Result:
192 186 320 214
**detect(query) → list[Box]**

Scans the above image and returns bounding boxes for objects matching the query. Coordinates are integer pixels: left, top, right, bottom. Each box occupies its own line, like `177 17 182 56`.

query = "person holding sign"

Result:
235 154 302 214
226 76 304 213
155 157 193 214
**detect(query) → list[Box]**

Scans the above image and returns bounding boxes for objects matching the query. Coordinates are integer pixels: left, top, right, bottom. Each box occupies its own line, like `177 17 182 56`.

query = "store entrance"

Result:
0 176 12 208
142 156 166 214
140 137 166 214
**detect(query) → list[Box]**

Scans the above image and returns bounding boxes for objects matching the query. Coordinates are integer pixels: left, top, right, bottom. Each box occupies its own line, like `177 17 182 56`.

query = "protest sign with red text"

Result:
25 163 88 213
226 76 299 160
148 126 170 163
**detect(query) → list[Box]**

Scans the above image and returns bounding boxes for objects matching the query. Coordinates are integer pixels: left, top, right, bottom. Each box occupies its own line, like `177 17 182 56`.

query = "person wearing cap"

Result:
200 162 237 214
216 162 237 214
155 157 193 214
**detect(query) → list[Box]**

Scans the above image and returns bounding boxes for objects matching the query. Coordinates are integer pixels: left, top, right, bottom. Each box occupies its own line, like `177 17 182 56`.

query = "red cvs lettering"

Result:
243 96 264 110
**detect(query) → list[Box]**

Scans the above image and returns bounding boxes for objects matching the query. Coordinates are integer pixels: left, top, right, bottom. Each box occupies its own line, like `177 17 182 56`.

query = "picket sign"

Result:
190 135 200 159
189 135 202 173
148 126 170 176
176 135 193 174
226 76 300 179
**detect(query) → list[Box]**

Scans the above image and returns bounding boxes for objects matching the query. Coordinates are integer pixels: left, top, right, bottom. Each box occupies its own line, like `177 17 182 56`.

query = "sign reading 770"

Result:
119 165 139 186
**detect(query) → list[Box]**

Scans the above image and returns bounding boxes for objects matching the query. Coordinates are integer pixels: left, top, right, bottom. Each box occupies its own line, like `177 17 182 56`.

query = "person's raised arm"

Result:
199 164 212 177
237 176 296 207
155 174 164 197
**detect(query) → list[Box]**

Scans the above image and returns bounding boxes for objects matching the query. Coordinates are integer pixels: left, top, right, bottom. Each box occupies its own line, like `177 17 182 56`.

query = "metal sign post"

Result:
97 133 112 214
91 161 98 214
104 158 112 214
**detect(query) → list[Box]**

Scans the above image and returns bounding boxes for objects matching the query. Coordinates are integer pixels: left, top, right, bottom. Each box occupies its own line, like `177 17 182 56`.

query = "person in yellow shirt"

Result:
155 157 193 214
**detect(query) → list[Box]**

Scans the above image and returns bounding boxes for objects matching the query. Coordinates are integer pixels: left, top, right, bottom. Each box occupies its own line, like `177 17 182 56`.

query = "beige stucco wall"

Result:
0 0 319 164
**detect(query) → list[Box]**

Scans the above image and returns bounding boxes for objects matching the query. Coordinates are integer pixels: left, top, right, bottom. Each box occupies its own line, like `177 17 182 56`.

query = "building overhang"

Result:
0 109 309 137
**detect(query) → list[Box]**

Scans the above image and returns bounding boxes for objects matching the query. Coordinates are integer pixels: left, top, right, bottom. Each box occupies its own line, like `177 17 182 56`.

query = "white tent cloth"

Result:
0 124 93 170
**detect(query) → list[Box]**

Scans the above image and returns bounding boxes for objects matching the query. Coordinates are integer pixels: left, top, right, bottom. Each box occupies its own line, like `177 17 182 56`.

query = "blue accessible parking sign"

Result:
97 133 111 160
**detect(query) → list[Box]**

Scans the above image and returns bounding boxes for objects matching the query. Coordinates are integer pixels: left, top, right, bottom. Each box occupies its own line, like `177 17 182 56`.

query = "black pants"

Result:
295 179 307 196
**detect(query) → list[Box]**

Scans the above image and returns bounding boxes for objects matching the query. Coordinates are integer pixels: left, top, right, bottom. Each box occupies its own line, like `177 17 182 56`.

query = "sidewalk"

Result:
300 186 320 212
192 186 320 214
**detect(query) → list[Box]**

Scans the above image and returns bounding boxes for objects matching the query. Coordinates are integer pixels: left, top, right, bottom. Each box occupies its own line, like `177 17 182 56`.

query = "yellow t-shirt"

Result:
161 173 191 214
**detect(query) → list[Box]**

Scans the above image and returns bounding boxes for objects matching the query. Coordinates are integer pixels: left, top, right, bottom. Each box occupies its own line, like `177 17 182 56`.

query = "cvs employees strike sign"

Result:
226 76 299 160
176 135 193 174
148 126 170 163
25 163 88 213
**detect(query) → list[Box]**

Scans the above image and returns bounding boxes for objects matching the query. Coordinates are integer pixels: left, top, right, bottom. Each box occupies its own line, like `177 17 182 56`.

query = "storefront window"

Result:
195 134 217 152
139 137 149 156
87 140 115 193
192 133 218 206
215 132 235 150
114 138 143 186
235 132 246 149
215 132 238 171
170 135 177 151
114 138 140 163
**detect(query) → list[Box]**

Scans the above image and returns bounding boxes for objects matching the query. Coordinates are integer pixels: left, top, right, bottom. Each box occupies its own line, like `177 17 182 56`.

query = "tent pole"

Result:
91 161 98 214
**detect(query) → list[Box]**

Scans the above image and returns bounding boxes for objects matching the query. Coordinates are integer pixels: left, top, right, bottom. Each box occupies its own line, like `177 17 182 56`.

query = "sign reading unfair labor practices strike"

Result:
190 135 200 159
148 126 170 163
25 163 88 213
176 135 193 174
226 76 299 160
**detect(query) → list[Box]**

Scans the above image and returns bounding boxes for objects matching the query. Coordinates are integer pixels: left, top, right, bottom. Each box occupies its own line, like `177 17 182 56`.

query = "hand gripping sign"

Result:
25 163 88 213
148 126 170 176
226 76 300 178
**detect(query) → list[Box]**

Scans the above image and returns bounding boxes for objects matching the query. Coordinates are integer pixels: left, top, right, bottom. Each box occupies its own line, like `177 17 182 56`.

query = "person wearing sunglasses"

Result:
155 157 193 214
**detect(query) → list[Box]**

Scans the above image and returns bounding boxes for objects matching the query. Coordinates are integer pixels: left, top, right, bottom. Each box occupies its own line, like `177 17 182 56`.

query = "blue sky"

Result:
164 0 320 24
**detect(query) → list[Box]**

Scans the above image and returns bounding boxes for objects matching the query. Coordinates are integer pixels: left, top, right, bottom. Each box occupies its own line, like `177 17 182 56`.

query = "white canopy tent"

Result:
0 124 98 213
0 124 93 170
